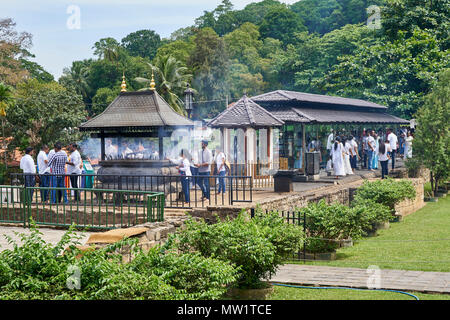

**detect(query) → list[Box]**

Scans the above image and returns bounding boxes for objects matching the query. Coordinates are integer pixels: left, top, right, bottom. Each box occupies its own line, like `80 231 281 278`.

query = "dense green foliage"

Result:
0 223 238 300
412 68 450 194
176 212 304 289
353 178 416 211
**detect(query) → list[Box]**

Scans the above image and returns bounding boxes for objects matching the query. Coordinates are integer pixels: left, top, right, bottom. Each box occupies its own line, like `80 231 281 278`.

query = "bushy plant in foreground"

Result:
0 221 238 300
175 211 305 289
353 178 416 212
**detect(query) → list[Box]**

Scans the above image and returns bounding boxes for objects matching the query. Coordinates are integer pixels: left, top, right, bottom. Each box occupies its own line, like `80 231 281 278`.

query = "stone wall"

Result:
394 178 425 217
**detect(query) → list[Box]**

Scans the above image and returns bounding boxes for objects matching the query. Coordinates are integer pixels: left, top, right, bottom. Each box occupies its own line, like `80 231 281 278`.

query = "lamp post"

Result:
184 84 194 119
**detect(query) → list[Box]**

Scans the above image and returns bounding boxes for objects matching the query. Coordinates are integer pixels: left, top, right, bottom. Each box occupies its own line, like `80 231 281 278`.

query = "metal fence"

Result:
11 173 253 209
0 185 164 230
251 208 307 262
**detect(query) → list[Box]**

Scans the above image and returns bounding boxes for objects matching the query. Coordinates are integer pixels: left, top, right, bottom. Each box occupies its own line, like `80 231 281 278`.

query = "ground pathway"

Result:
0 225 91 252
270 264 450 294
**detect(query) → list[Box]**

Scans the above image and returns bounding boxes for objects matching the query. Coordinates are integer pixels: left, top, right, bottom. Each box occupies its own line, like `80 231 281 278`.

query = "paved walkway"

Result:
0 226 91 252
271 264 450 294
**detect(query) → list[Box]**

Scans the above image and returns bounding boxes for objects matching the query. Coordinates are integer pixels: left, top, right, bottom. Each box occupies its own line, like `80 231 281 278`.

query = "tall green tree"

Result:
412 68 450 195
136 55 192 116
6 80 87 150
0 82 14 168
92 37 121 62
121 29 161 60
59 60 91 102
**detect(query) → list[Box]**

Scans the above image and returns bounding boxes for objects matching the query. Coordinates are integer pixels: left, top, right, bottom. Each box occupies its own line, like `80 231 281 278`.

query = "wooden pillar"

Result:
302 123 306 172
100 132 105 161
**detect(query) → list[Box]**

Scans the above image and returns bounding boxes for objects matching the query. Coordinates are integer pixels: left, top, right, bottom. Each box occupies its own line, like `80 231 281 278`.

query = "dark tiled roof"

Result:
208 95 284 128
292 108 409 124
251 90 387 110
79 90 193 131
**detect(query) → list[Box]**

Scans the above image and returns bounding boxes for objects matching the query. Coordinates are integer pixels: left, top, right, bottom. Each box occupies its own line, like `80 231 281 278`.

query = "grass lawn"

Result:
289 196 450 272
269 285 450 300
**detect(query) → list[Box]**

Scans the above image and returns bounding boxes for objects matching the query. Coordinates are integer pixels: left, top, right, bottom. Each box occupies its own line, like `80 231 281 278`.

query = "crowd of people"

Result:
19 142 83 203
167 140 229 204
326 128 414 180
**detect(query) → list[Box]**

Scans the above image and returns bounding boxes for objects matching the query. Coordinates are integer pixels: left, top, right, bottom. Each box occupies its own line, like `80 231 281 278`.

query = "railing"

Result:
229 162 277 188
11 173 253 209
0 184 164 230
251 208 307 262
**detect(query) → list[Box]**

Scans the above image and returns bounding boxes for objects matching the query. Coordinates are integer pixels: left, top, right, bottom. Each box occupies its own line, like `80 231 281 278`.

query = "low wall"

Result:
394 178 425 217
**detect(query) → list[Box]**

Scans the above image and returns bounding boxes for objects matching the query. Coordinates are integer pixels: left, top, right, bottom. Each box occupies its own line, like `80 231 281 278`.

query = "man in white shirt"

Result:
215 146 227 195
67 143 82 200
349 136 359 172
196 140 212 200
121 141 134 159
367 131 376 171
105 139 118 160
37 145 50 202
20 147 36 200
386 128 398 169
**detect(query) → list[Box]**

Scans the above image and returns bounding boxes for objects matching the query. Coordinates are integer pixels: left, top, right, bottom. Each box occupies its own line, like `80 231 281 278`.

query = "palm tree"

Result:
0 82 14 169
60 61 90 101
135 55 193 116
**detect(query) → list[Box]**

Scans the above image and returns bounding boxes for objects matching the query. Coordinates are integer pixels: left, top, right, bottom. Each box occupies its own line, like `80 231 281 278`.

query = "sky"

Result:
2 0 298 79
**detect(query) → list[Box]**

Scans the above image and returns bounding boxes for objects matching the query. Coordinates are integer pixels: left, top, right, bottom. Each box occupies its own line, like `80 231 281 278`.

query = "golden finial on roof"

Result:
121 72 127 92
149 69 156 91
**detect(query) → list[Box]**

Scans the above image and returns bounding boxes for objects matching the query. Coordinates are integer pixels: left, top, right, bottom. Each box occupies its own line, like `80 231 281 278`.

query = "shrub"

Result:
353 179 416 212
351 199 394 224
176 212 304 289
297 200 370 253
0 221 239 300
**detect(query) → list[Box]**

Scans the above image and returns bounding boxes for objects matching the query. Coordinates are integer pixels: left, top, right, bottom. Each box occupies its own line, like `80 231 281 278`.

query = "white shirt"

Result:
215 152 226 172
20 154 36 174
345 142 354 156
379 145 391 161
179 158 192 177
67 150 82 174
367 136 375 150
326 133 334 150
198 148 212 173
387 133 398 150
48 149 55 162
105 144 118 159
37 150 49 174
122 147 133 159
351 139 358 152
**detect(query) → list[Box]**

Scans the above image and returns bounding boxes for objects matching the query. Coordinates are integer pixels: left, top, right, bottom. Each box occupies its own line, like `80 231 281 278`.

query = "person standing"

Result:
371 132 379 170
196 140 212 200
362 130 369 169
367 131 376 171
386 128 398 170
67 143 82 201
215 146 227 195
331 137 346 179
47 142 68 204
326 129 334 158
20 147 36 201
378 139 391 179
37 145 50 202
343 137 354 175
177 149 192 204
350 135 359 172
404 131 414 159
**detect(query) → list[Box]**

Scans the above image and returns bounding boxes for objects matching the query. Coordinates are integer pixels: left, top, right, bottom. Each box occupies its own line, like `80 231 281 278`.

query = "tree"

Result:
135 55 192 116
6 80 87 150
412 69 450 195
0 18 32 86
0 82 14 168
59 60 91 102
121 29 161 60
382 0 450 49
318 28 448 117
259 6 307 44
92 37 121 62
20 59 54 83
91 87 119 116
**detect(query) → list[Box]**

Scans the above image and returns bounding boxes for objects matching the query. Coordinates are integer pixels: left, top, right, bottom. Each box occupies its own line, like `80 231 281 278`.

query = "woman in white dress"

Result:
331 137 346 179
343 137 354 175
404 131 414 159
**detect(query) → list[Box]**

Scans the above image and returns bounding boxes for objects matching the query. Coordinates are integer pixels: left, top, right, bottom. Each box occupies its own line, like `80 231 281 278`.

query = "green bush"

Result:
297 200 371 253
176 211 304 289
0 222 238 300
353 179 416 211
